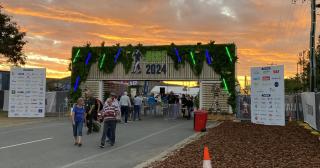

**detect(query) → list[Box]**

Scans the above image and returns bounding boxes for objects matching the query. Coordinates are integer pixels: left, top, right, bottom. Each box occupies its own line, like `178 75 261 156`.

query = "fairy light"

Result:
225 46 233 63
85 52 92 65
99 53 106 69
189 51 196 65
72 49 81 63
174 48 182 63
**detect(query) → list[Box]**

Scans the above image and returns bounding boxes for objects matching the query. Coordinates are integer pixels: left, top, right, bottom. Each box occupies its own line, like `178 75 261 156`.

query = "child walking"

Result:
100 98 119 148
71 98 86 147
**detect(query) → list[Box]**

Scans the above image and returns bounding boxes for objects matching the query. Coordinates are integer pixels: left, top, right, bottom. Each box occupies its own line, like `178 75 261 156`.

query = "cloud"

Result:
26 52 70 65
3 5 133 27
220 6 237 19
0 0 311 79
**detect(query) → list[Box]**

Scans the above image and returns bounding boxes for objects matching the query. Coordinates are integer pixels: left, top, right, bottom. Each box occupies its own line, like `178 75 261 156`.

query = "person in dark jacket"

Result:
84 90 96 135
186 95 194 120
181 94 187 118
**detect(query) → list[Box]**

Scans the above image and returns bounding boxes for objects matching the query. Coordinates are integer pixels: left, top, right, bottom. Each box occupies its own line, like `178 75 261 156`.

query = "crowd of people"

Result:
70 89 196 147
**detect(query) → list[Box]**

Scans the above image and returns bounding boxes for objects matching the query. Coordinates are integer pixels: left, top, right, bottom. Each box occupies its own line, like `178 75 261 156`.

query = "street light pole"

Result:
310 0 317 92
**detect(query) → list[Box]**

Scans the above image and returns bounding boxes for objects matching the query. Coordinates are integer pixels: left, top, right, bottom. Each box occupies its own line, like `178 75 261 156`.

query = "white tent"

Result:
150 86 199 96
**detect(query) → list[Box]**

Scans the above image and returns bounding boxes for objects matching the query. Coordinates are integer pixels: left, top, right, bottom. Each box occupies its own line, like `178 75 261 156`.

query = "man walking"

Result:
120 92 131 123
100 98 119 148
84 90 95 134
133 94 143 121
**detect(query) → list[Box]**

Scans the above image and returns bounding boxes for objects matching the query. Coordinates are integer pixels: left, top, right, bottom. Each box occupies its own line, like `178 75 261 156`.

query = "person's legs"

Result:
87 114 93 134
100 121 108 146
121 106 125 120
153 105 157 116
137 105 141 120
187 107 191 120
109 120 116 145
124 106 128 123
72 124 77 144
77 121 83 146
133 105 138 121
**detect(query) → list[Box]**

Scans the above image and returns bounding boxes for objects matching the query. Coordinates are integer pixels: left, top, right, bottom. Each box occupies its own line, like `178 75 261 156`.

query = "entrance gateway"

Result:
70 42 237 113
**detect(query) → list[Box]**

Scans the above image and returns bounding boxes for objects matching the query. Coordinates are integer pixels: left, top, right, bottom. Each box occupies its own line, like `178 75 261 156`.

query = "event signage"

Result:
301 92 317 130
251 65 285 126
8 68 46 117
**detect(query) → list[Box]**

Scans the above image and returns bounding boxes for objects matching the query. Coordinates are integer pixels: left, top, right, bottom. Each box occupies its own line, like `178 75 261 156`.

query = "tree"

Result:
0 5 27 65
291 35 320 92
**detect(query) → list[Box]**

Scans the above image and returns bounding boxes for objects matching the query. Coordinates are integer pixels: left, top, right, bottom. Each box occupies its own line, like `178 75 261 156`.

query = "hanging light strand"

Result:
72 49 81 63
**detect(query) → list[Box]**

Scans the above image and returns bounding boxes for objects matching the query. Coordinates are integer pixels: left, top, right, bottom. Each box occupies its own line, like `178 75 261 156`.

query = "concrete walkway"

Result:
0 117 207 168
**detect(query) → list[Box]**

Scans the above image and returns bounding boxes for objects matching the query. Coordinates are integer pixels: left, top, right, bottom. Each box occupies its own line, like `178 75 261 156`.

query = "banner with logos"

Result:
315 93 320 131
250 65 285 126
301 92 317 130
8 68 46 117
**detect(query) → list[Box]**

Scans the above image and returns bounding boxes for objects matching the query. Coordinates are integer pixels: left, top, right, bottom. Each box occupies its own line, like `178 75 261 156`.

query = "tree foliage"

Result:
0 5 27 65
287 35 320 93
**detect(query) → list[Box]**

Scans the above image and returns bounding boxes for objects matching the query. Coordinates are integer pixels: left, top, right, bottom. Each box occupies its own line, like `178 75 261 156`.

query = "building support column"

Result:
98 81 104 101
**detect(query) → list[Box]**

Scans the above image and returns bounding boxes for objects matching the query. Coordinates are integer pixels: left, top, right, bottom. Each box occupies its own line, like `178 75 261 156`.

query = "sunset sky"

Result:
0 0 315 87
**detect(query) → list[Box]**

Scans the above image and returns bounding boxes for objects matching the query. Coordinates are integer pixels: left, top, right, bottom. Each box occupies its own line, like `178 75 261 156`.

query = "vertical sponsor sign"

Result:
251 65 285 126
9 68 46 117
315 93 320 131
301 92 317 130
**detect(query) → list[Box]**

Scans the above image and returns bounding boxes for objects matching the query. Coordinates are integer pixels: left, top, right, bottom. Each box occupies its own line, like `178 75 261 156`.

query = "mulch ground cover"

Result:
147 122 320 168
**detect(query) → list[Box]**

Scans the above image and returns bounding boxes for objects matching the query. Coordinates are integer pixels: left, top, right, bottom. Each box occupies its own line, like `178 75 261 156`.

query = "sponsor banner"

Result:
8 68 46 118
238 95 251 120
250 65 285 126
314 93 320 130
301 92 317 130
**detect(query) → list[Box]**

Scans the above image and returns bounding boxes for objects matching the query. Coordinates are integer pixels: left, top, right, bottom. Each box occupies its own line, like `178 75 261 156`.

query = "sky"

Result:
0 0 315 87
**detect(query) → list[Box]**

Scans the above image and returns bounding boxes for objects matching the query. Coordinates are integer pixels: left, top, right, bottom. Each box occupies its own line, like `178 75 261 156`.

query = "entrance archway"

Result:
70 43 237 113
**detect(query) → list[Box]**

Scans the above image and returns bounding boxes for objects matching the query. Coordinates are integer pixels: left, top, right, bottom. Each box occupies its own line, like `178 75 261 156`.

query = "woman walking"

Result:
71 98 86 147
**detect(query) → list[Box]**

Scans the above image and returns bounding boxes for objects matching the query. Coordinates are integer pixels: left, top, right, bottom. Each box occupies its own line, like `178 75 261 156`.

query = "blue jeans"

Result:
101 120 117 145
149 104 156 116
134 105 141 120
121 106 129 123
73 121 83 137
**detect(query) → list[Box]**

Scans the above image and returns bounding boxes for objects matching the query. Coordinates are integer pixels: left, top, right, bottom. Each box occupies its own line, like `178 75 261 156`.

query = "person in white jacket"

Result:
119 92 131 123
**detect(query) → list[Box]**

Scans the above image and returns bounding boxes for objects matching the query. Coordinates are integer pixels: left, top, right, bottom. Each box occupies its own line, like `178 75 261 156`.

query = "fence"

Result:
237 93 320 130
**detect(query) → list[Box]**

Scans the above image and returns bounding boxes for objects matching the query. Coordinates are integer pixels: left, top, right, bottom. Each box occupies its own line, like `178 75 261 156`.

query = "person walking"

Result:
110 92 121 121
168 92 176 119
133 94 143 121
120 92 131 123
186 95 194 120
84 90 96 135
100 98 119 148
181 94 187 118
71 98 86 147
147 93 157 116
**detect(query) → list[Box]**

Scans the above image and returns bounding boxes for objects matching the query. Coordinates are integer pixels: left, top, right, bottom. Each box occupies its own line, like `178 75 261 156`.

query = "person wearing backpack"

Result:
71 98 86 147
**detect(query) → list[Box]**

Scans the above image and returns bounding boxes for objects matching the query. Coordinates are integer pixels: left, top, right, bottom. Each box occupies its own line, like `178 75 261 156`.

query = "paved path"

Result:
0 117 201 168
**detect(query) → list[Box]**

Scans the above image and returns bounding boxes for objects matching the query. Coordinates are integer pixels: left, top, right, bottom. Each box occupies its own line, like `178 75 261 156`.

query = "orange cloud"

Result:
4 5 133 27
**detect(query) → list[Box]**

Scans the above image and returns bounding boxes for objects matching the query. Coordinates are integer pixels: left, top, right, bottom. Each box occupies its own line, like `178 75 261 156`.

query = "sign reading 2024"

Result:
146 64 166 74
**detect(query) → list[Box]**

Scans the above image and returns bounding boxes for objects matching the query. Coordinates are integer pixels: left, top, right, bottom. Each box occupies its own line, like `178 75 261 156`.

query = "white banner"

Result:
8 68 46 117
301 92 317 130
251 65 285 126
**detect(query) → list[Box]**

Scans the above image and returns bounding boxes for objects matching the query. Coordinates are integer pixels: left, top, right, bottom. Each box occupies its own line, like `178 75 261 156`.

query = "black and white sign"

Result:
251 65 285 126
301 92 317 130
9 68 46 117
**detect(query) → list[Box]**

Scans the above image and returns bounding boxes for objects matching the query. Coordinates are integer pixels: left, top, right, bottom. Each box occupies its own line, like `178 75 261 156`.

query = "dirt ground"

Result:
147 121 320 168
